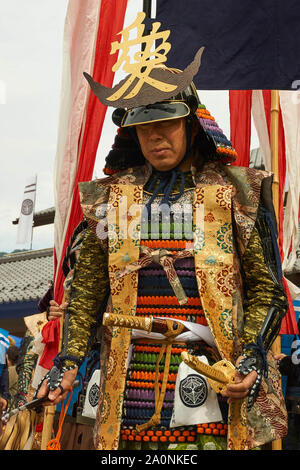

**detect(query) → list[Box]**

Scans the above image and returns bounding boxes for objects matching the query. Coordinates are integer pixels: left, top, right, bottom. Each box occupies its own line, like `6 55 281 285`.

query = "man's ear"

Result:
191 116 201 142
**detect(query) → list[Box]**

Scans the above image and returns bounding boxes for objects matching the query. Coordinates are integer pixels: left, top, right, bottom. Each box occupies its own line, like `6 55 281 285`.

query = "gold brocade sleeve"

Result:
63 226 109 367
241 213 288 348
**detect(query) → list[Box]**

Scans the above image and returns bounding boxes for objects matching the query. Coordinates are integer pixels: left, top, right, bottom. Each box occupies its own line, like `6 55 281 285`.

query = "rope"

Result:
135 320 185 432
46 387 73 450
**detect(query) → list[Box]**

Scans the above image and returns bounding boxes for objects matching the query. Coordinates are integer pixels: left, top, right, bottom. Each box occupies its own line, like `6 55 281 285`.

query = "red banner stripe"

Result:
54 0 128 304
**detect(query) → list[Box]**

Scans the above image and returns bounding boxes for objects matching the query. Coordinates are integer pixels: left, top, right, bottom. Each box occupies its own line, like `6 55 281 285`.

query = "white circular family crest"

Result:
21 199 33 216
179 374 208 408
88 383 99 408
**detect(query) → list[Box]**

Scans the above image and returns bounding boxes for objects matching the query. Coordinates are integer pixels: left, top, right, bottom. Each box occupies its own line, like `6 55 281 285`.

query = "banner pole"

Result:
29 175 37 250
271 90 280 221
143 0 152 19
270 89 282 451
40 302 65 450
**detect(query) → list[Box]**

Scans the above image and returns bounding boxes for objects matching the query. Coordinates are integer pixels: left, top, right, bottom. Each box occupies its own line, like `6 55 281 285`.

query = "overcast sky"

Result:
0 0 258 254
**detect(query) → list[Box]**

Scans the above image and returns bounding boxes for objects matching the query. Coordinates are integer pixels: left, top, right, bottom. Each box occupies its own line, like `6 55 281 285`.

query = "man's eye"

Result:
160 120 174 127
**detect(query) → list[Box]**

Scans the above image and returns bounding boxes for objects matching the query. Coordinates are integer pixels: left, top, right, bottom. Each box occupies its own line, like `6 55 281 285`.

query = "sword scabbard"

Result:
103 312 188 335
103 312 153 333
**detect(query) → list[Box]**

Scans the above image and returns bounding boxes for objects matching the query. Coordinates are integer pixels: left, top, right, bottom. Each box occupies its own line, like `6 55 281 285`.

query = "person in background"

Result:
0 330 10 409
0 360 9 414
5 346 19 409
37 220 98 450
275 319 300 450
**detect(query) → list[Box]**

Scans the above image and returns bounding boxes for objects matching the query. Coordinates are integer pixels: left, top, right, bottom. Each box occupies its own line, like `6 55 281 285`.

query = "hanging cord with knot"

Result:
240 334 269 379
135 319 186 432
46 386 73 450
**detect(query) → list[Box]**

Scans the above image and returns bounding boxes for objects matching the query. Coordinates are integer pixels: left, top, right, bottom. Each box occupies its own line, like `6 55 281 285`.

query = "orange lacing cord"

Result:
46 387 73 450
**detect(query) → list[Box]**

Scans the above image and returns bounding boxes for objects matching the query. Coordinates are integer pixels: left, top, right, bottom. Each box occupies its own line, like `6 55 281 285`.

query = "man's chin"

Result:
151 159 181 172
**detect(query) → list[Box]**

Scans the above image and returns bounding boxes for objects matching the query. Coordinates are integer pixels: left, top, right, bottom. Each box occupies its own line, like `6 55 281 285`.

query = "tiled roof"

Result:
12 207 55 227
0 248 53 304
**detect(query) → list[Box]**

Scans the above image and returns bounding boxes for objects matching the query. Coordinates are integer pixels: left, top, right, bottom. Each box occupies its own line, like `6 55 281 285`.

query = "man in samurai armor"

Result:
36 15 289 451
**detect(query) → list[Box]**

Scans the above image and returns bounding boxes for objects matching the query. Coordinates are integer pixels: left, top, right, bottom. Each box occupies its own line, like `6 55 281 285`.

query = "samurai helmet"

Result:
83 44 205 127
111 79 201 128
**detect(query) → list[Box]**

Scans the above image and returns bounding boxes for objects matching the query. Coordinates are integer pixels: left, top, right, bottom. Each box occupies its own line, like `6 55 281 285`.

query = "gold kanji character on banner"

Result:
107 12 177 101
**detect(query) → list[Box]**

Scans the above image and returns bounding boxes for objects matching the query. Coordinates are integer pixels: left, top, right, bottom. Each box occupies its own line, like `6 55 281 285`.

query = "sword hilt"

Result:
3 379 81 423
103 312 189 336
103 312 153 333
181 351 236 394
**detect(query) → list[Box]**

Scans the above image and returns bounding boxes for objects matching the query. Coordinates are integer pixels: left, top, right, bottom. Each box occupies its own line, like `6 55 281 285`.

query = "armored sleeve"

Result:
241 205 288 351
235 205 288 409
63 225 109 368
13 333 38 406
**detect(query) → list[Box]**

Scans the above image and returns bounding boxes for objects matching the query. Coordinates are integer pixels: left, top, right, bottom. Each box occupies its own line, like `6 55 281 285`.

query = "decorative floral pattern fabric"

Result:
68 161 289 450
96 184 142 450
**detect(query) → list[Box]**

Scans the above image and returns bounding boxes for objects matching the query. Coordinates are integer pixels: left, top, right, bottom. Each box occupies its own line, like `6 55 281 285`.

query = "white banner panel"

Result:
16 175 37 245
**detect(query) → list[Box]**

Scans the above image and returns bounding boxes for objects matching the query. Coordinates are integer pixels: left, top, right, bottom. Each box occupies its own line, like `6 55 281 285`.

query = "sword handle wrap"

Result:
181 351 236 394
103 312 153 333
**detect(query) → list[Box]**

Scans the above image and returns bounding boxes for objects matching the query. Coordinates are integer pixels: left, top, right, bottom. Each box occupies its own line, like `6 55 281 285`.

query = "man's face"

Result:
135 118 187 171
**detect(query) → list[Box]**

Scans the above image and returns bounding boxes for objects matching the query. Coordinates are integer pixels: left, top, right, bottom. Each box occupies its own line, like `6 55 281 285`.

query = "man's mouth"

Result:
151 147 170 156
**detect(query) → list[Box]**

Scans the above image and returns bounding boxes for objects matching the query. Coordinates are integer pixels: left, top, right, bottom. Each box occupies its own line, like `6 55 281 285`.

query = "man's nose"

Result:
148 123 163 139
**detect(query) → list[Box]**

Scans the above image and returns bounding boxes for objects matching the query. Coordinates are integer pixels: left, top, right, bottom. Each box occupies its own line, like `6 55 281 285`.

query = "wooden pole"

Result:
40 303 65 450
271 90 280 221
40 405 56 450
143 0 152 20
270 89 282 451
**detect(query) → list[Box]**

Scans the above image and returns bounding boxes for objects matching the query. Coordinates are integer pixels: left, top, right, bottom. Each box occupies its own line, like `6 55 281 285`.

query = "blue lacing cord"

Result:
53 353 83 369
243 333 269 378
146 174 171 208
162 168 186 205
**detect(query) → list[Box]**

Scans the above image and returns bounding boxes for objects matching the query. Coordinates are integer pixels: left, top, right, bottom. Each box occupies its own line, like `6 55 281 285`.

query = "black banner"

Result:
155 0 300 90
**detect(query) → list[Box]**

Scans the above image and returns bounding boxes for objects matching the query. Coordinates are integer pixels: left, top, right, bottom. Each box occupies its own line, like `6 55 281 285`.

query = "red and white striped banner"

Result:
53 0 101 277
53 0 128 304
229 90 300 334
38 0 128 370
